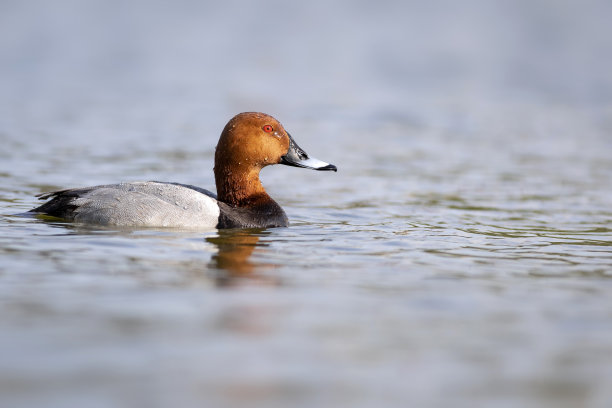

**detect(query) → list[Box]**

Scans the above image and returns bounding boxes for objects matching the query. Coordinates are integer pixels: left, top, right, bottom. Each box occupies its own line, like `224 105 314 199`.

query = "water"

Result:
1 1 612 407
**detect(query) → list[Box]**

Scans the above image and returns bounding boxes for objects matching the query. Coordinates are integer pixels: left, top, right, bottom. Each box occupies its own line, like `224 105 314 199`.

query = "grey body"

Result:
32 182 221 229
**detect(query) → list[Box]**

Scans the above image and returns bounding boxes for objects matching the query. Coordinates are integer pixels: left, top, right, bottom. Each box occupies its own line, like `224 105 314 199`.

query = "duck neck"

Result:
215 165 278 209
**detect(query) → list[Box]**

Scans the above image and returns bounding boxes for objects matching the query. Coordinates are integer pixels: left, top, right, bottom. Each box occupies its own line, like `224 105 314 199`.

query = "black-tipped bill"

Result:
280 133 337 172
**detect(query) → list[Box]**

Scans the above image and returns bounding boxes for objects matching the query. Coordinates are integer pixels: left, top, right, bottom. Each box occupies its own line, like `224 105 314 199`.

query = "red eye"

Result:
262 125 274 133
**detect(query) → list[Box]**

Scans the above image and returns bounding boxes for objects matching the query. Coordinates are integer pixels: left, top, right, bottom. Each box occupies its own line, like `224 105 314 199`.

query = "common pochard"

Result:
31 112 337 228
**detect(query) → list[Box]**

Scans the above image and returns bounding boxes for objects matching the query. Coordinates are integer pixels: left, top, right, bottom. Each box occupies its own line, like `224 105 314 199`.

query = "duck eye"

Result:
262 125 274 133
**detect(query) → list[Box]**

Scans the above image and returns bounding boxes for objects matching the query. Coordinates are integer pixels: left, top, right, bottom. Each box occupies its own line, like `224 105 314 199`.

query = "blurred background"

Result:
2 0 611 135
1 1 612 408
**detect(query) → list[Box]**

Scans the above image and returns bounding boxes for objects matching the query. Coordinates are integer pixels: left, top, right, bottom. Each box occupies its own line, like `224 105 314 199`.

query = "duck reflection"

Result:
206 229 279 287
28 213 279 287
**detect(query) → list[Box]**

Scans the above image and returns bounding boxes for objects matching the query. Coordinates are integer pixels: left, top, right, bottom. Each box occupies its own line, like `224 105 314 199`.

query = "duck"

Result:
30 112 337 229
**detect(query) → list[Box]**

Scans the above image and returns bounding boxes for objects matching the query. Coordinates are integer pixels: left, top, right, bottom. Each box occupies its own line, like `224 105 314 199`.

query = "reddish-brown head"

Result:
214 112 336 207
215 112 291 172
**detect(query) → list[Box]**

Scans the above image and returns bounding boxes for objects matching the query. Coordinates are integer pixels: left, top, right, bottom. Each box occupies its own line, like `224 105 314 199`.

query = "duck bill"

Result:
280 133 337 172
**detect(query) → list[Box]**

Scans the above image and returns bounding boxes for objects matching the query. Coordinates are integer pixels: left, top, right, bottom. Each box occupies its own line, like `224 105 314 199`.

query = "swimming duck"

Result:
31 112 337 229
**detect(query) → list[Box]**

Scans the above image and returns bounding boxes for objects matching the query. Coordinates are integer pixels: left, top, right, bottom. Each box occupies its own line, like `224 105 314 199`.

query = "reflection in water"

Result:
207 229 279 287
19 213 282 287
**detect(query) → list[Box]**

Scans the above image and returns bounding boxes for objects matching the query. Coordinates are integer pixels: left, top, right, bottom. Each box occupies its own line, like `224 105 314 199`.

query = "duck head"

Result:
214 112 336 207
